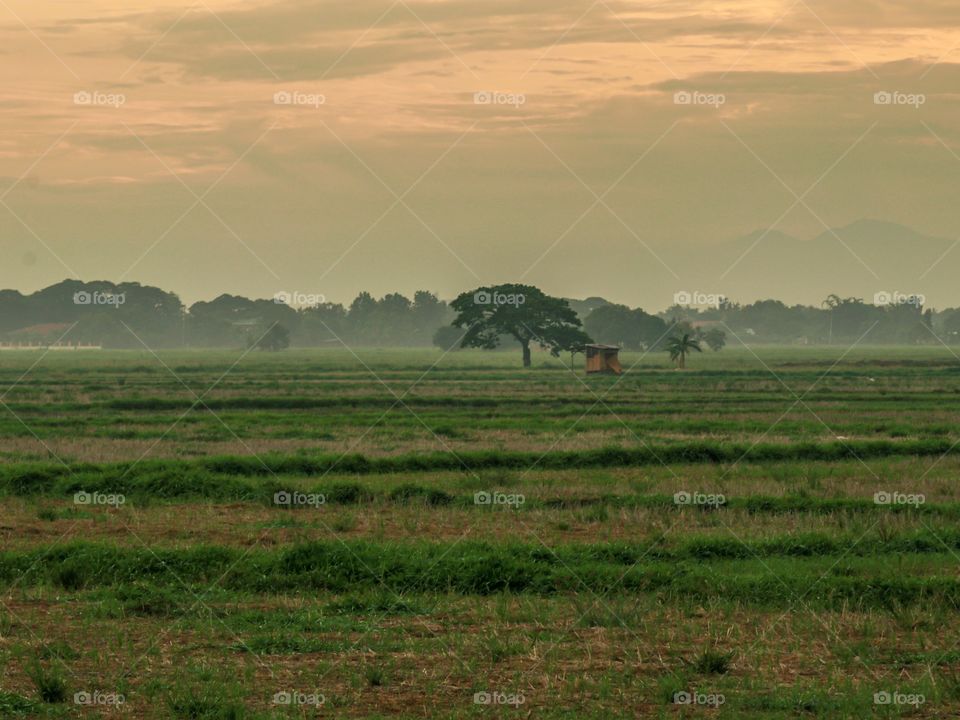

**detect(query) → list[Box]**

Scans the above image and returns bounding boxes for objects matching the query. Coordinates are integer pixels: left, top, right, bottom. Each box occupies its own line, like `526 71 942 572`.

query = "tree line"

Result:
0 281 451 349
0 280 957 351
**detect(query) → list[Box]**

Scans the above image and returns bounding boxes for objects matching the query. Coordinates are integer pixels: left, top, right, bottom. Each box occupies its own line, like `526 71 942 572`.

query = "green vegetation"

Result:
450 283 591 366
0 346 957 718
665 332 703 368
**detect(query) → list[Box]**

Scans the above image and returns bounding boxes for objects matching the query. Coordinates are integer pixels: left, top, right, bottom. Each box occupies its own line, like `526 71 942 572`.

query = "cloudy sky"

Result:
2 0 960 308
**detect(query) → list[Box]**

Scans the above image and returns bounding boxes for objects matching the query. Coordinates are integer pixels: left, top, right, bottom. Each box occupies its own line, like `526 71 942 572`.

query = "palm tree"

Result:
821 294 841 345
666 333 702 369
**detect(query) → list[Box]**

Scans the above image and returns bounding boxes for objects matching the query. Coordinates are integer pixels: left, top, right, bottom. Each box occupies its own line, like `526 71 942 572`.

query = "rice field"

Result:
0 346 958 718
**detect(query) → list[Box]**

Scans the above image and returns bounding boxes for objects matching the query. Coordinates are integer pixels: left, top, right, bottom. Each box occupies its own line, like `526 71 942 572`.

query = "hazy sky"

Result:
2 0 960 308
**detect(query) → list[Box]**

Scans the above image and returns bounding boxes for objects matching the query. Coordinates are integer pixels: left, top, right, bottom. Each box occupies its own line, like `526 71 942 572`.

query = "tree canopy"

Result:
255 324 291 352
450 284 592 367
0 280 949 350
583 304 669 350
666 333 702 369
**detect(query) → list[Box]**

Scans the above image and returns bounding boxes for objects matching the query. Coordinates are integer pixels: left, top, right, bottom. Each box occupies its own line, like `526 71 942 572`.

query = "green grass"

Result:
1 347 959 718
4 538 960 611
4 438 960 502
0 692 40 717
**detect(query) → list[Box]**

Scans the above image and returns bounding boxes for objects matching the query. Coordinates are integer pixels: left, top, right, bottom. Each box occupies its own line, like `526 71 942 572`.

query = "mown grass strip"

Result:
6 389 960 414
4 541 960 609
7 467 960 518
2 438 959 482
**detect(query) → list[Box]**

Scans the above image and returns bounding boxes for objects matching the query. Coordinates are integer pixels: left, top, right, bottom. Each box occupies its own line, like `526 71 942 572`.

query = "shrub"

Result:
693 649 734 675
322 482 374 504
389 484 453 506
26 662 68 703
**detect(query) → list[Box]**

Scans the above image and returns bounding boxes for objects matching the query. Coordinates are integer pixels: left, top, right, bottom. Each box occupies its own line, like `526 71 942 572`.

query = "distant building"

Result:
8 322 73 339
585 344 622 375
1 323 101 350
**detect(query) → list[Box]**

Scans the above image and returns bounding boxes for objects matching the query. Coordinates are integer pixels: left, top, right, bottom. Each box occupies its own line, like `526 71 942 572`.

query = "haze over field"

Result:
6 5 960 716
2 1 960 307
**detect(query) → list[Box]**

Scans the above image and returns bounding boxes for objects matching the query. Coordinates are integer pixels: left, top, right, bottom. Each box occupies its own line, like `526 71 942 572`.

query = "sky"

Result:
2 0 960 309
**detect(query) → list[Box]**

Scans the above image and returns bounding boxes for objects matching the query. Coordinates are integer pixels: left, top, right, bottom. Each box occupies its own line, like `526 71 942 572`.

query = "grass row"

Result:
2 438 958 480
3 540 960 610
8 390 960 413
3 411 957 437
27 528 960 563
20 487 960 519
3 463 958 518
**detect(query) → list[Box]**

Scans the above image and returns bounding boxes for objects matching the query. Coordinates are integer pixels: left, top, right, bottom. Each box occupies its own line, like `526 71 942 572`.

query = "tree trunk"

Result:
522 342 531 368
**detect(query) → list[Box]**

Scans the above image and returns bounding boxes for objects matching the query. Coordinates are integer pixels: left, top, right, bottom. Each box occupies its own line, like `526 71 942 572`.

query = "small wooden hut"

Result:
585 344 622 375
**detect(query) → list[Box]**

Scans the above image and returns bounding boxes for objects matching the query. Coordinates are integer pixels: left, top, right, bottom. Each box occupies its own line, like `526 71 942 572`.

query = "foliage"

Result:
450 284 592 366
0 280 955 349
254 324 290 352
665 333 702 368
26 662 68 703
700 327 727 351
432 324 466 351
583 304 668 350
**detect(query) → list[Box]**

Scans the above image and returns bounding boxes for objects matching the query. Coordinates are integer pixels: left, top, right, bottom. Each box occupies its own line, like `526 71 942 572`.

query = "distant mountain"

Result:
660 220 958 309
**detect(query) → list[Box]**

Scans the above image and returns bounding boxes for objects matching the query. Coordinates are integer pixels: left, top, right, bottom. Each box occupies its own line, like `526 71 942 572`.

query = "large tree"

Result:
700 327 727 351
450 284 592 367
584 304 668 350
255 324 290 352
